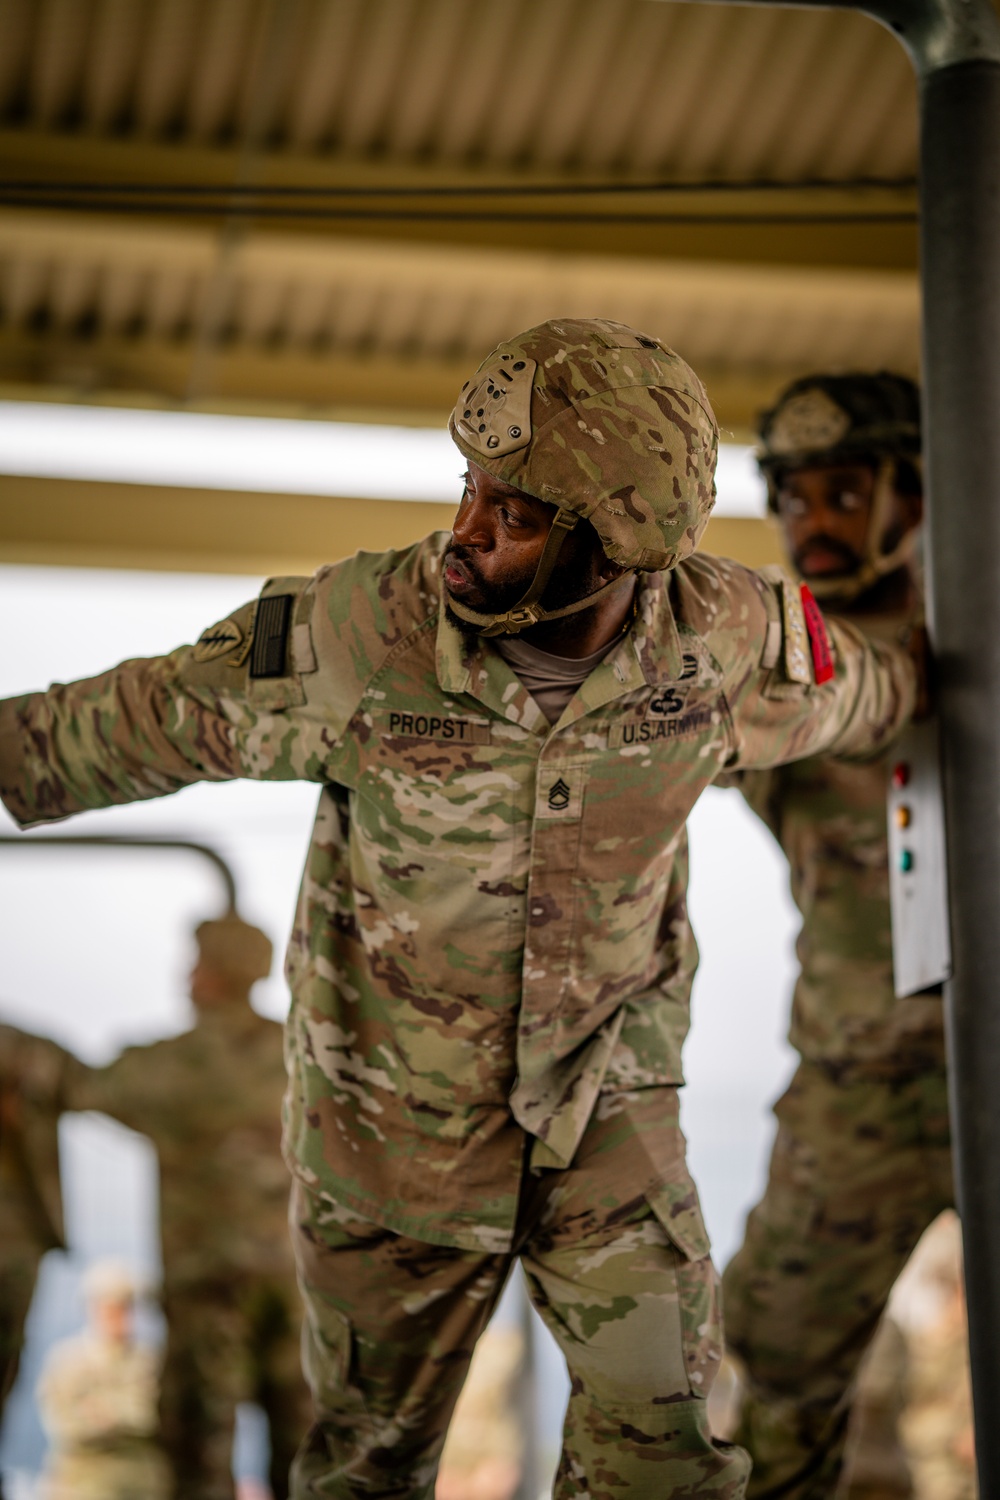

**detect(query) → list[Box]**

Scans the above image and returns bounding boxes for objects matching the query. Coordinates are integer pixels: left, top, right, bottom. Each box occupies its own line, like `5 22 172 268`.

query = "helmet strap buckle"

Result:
502 605 543 630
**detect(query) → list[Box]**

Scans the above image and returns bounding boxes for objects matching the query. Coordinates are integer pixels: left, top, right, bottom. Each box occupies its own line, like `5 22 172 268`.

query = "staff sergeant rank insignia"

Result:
547 777 572 812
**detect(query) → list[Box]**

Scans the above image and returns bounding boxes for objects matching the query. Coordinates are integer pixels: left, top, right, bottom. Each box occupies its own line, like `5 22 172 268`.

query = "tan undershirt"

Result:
495 630 626 724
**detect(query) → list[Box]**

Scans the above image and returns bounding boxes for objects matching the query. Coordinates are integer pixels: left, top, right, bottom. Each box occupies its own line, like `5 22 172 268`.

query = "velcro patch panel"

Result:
250 594 294 679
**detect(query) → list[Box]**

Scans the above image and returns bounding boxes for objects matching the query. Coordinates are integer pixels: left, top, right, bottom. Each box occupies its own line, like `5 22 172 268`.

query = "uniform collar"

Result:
634 570 685 681
434 572 684 727
436 602 548 732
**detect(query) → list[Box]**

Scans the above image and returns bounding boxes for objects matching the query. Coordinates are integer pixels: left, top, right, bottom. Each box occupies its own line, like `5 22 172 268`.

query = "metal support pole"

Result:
917 55 1000 1495
0 834 240 913
763 0 1000 1479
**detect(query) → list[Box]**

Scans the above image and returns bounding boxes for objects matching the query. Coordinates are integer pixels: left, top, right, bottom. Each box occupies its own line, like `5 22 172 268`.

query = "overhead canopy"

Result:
0 0 923 572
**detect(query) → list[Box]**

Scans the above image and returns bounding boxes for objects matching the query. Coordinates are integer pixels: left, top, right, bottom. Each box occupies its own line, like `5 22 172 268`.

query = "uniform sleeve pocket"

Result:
645 1172 712 1261
757 565 818 697
301 1297 372 1434
302 1299 351 1400
645 1173 721 1398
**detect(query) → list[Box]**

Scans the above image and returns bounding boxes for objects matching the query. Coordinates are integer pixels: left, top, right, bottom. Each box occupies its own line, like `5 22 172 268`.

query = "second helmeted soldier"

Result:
721 374 954 1499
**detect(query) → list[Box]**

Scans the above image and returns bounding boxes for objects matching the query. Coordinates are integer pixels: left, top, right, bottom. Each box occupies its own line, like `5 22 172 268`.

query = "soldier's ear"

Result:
899 488 923 534
893 459 924 523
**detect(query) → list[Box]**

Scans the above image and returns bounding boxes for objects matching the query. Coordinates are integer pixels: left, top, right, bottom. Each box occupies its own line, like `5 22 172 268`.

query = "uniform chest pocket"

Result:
350 705 492 782
353 711 529 843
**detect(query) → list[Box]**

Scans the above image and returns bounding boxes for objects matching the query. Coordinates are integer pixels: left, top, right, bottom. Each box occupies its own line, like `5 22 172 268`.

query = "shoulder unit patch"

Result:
758 569 813 685
192 617 244 663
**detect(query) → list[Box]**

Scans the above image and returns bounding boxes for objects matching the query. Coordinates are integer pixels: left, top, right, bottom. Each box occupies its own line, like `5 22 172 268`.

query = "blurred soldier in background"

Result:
435 1322 524 1500
721 374 956 1498
0 1022 82 1451
36 1257 169 1500
75 915 310 1500
711 1318 915 1499
838 1317 913 1500
896 1211 976 1500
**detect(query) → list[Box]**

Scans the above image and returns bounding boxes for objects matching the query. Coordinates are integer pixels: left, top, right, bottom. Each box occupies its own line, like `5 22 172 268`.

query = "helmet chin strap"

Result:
446 507 627 638
805 457 919 605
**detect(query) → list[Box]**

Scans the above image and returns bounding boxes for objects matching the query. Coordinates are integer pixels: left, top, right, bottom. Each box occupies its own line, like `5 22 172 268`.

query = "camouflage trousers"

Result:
41 1441 172 1500
160 1273 312 1500
0 1240 42 1417
722 1058 953 1500
289 1088 750 1499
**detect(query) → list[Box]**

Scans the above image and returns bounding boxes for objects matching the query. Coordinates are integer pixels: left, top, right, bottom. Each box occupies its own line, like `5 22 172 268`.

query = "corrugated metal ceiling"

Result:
0 0 916 181
0 209 919 378
0 0 926 438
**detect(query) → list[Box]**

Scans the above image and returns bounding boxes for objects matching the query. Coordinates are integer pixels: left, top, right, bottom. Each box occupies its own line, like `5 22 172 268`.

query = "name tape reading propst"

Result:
382 712 491 744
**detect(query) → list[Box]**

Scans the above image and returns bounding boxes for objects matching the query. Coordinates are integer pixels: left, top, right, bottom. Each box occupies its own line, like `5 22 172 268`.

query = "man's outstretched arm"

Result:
722 571 919 771
0 577 323 828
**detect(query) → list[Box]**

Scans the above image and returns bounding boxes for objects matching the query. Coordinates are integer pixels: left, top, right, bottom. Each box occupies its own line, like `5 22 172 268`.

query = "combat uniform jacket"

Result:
0 537 915 1251
731 608 943 1075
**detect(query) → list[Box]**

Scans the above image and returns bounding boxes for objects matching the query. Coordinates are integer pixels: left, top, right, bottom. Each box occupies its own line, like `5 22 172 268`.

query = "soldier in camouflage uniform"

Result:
0 1021 83 1443
720 373 952 1498
839 1317 914 1500
73 916 311 1500
898 1212 976 1500
37 1258 170 1500
0 319 918 1499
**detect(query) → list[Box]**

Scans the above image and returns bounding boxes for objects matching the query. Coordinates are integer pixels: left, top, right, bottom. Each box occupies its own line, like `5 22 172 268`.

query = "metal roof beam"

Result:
0 472 782 577
0 128 918 272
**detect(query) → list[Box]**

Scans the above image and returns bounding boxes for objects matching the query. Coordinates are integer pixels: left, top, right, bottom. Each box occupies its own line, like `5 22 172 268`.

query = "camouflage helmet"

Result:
757 371 922 601
194 915 272 987
447 317 718 635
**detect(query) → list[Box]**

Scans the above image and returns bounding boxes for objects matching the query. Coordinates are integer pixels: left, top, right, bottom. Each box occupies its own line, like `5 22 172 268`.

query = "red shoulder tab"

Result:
800 584 835 685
